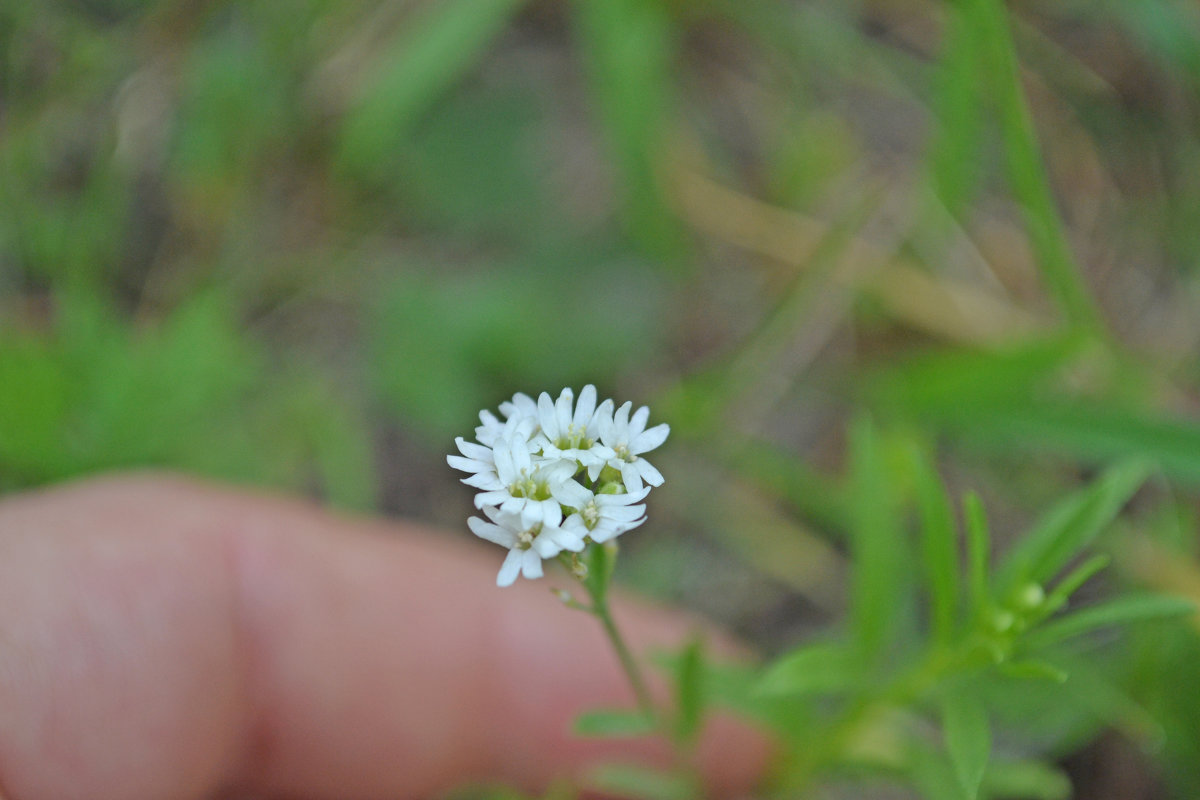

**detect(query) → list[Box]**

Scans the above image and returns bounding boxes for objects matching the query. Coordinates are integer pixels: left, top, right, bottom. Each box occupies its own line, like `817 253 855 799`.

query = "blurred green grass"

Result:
3 1 1200 796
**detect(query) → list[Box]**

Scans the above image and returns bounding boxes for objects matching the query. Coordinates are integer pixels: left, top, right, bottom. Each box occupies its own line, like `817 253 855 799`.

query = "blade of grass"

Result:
965 0 1102 332
571 0 681 258
338 0 528 177
910 444 961 646
1024 594 1196 651
848 418 910 662
963 492 992 621
995 460 1151 595
941 688 990 800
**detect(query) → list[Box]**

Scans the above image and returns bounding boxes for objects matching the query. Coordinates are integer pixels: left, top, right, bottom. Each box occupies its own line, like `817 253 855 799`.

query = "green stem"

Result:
592 595 656 718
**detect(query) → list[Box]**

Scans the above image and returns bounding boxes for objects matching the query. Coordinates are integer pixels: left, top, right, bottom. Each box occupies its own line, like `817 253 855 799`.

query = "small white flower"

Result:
570 485 650 543
450 385 667 586
533 385 616 475
446 436 499 488
475 392 539 446
597 401 670 492
472 436 587 528
468 507 587 586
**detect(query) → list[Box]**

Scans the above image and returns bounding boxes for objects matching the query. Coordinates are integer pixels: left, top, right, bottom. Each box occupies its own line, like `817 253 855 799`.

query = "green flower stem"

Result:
591 592 656 719
560 547 657 721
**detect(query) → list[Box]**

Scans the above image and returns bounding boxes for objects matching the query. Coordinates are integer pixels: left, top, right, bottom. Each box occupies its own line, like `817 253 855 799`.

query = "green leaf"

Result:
928 0 988 216
998 659 1069 684
982 760 1071 800
996 460 1151 594
941 689 991 800
571 0 683 258
847 418 909 661
573 709 657 738
756 642 857 697
587 764 698 800
1035 554 1110 624
963 492 992 621
965 0 1100 331
338 0 529 177
866 335 1084 426
674 636 705 744
867 339 1200 485
1023 593 1196 651
910 444 960 645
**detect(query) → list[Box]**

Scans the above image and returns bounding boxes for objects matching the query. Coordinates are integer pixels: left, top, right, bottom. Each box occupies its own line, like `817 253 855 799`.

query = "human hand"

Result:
0 475 766 799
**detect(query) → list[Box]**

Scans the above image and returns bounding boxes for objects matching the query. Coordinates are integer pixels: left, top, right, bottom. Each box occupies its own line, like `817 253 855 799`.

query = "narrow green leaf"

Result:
996 460 1150 594
868 339 1200 484
964 403 1200 487
847 418 909 661
910 445 960 645
1024 594 1196 651
941 690 990 800
571 0 682 257
574 709 657 738
907 740 970 800
587 764 698 800
338 0 528 176
674 636 705 744
967 0 1101 331
1040 554 1109 617
928 0 987 216
963 492 991 620
998 659 1069 684
756 642 856 697
982 760 1071 800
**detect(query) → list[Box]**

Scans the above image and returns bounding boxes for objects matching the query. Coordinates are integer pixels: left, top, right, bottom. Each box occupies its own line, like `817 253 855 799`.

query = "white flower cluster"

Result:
448 385 669 587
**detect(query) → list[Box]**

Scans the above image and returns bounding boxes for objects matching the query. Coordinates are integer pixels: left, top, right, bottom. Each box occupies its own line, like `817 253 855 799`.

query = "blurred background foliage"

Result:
3 0 1200 797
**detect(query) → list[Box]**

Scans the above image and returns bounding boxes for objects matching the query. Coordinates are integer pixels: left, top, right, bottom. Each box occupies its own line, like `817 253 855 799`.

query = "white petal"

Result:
619 461 644 492
628 405 650 438
493 441 516 483
508 438 532 472
455 438 494 461
533 534 563 558
518 501 542 532
589 398 614 435
589 444 617 461
521 550 544 580
475 489 511 508
446 454 483 473
637 459 664 487
554 388 574 433
468 517 516 548
574 385 597 428
602 505 646 522
537 392 559 438
556 527 587 552
461 472 502 490
541 460 577 485
632 423 669 454
497 550 524 587
501 393 536 420
613 402 632 437
539 498 562 527
553 479 592 510
601 485 651 504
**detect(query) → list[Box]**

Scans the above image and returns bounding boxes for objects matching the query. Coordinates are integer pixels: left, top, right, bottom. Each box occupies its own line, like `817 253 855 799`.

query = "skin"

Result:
0 474 768 799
